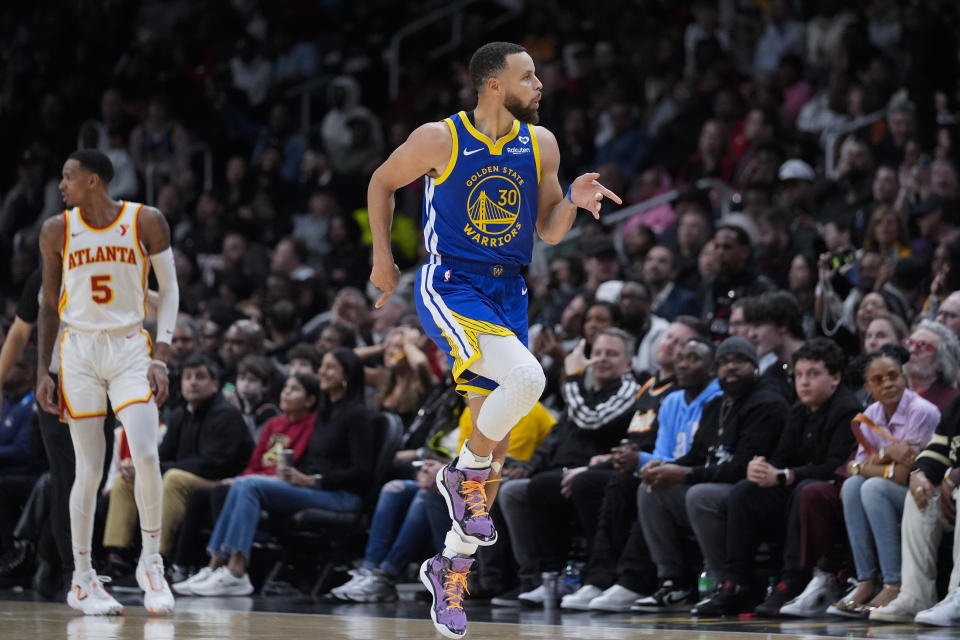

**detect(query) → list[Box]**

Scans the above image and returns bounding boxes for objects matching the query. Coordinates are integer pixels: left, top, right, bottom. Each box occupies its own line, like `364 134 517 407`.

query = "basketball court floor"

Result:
2 588 959 640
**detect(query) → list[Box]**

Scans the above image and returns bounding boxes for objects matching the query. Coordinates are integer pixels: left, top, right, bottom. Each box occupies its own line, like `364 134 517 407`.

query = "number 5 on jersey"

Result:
91 274 113 304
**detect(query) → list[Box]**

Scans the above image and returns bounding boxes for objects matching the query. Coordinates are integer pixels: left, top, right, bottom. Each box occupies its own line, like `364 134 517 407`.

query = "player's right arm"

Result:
367 121 451 308
36 214 65 415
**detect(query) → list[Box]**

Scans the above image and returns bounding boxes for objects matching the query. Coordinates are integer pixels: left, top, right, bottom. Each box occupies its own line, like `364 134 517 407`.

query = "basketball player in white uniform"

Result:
37 150 179 615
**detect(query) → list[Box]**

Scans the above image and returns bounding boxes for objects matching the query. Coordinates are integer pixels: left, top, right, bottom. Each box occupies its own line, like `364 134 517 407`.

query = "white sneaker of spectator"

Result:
630 580 696 612
870 592 928 623
560 584 603 610
172 567 215 596
780 569 842 618
339 568 398 603
330 568 373 601
916 588 960 627
190 566 254 597
588 584 644 612
517 575 575 607
137 554 175 614
67 569 124 616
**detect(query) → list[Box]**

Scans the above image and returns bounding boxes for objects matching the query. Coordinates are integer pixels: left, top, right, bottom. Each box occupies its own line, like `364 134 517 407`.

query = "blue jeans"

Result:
362 479 448 577
206 476 361 558
841 475 907 583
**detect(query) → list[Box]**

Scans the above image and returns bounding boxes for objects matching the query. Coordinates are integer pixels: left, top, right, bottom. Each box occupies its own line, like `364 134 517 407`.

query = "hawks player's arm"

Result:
533 125 622 245
368 121 452 308
36 214 66 414
137 205 178 407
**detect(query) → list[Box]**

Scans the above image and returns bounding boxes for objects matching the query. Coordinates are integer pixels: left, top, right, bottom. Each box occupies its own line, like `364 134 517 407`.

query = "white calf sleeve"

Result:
67 417 107 573
117 401 163 555
469 334 546 443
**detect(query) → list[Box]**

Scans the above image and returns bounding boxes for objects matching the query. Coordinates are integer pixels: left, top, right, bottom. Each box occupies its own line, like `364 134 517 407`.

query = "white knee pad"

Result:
474 362 545 442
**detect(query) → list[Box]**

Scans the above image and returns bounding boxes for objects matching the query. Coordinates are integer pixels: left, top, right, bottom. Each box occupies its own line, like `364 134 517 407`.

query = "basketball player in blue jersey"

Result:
368 42 621 638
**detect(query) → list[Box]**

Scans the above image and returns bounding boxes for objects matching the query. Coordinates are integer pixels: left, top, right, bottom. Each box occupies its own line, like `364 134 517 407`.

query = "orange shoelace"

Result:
443 569 471 610
459 478 501 518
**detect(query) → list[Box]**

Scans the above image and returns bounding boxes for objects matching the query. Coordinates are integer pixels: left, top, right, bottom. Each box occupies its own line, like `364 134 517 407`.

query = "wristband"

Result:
884 463 894 479
566 185 575 205
777 469 788 486
945 469 957 488
150 359 169 374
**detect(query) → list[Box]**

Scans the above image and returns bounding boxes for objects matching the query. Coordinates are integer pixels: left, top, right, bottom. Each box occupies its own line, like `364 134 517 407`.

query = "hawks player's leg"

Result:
65 416 124 616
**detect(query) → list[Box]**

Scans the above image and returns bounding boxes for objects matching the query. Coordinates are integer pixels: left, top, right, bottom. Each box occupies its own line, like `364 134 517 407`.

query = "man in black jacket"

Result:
493 328 639 606
696 338 860 616
103 355 252 560
633 336 788 612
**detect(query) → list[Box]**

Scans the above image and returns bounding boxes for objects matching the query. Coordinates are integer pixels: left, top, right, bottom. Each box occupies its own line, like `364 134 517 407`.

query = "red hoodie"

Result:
240 412 316 476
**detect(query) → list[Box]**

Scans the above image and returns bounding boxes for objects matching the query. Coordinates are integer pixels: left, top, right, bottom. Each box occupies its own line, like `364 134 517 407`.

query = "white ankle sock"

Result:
455 440 492 470
441 529 478 558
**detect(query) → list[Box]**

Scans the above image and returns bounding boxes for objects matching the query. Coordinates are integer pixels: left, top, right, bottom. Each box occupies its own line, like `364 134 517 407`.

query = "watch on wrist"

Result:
849 461 861 476
313 474 323 489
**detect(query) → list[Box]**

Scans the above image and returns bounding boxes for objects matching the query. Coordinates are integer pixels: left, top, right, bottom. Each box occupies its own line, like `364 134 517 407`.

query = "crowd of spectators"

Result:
3 0 960 627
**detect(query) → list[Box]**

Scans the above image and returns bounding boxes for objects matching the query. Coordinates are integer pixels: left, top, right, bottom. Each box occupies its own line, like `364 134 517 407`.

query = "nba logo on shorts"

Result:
444 269 451 282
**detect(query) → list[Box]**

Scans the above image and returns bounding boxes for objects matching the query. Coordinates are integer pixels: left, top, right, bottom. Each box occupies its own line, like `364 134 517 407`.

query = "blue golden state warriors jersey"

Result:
422 111 541 266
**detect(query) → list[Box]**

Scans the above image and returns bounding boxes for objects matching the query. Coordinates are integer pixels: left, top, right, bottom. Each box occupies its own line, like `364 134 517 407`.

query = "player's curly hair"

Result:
469 42 526 91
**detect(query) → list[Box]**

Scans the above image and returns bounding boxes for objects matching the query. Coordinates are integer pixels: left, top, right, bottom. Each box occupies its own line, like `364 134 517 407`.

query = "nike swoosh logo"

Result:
71 231 85 237
463 148 483 156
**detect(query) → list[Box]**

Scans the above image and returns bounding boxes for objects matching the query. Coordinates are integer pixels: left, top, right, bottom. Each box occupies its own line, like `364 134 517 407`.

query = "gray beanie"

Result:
716 336 758 367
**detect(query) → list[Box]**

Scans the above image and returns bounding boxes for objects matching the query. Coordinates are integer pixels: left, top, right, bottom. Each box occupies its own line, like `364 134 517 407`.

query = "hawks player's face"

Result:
501 52 542 124
59 159 91 207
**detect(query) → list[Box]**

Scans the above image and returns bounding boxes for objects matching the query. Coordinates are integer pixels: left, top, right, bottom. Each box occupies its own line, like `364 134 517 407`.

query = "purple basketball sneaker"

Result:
436 462 497 546
419 553 474 639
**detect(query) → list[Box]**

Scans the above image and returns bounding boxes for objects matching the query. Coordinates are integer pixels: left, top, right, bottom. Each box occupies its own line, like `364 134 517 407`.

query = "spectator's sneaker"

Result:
631 580 696 613
0 539 34 588
871 592 927 623
436 462 497 546
826 581 877 619
754 580 803 617
66 569 124 616
171 567 215 596
339 569 398 603
560 584 603 611
490 584 527 607
916 589 960 627
780 569 842 618
419 553 473 639
101 553 134 580
691 581 756 617
588 584 644 612
137 554 175 614
190 567 254 597
329 568 373 601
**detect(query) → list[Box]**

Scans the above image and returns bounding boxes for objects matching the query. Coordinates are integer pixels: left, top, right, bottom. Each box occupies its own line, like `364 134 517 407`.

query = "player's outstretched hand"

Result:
370 260 402 309
37 373 58 415
570 172 623 219
148 363 169 408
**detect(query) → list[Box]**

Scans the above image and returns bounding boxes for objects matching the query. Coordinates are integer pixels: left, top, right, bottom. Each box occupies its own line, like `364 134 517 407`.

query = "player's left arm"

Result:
533 126 622 245
138 206 178 406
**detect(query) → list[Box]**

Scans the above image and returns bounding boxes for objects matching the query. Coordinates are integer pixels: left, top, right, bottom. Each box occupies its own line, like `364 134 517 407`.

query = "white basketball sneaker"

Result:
137 554 175 614
66 569 124 616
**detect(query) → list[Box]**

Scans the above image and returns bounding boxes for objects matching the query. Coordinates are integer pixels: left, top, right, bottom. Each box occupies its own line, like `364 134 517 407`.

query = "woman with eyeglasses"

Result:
829 344 940 618
902 320 960 413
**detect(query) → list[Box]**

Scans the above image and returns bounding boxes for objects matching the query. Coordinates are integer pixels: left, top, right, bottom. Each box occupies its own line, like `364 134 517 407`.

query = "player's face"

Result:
59 159 92 207
502 52 542 124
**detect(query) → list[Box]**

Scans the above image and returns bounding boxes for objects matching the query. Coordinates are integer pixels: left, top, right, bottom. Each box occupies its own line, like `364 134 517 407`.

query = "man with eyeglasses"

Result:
935 292 960 342
902 320 960 413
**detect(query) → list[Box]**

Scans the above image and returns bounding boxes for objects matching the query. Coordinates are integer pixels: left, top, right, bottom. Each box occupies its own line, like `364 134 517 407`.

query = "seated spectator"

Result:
562 337 721 612
370 327 438 428
617 281 668 376
101 356 252 570
315 323 357 357
285 342 323 376
697 338 860 616
493 329 640 606
863 313 909 355
171 373 319 592
856 293 892 352
182 348 374 596
642 246 701 322
330 402 555 602
744 290 806 402
902 320 960 412
935 291 960 342
0 345 41 558
234 355 280 440
634 337 788 613
828 345 940 617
